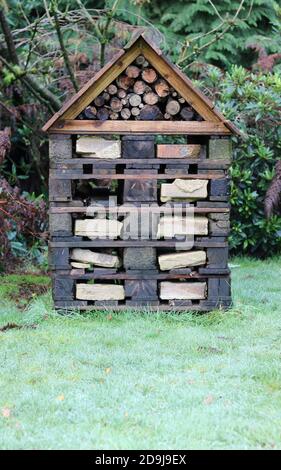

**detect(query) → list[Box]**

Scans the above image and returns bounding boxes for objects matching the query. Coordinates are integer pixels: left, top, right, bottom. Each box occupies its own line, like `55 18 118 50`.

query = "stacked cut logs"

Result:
79 56 201 122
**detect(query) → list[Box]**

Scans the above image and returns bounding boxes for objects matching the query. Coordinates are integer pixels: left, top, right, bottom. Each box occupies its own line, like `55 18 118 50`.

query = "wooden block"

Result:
209 138 232 160
125 280 157 299
157 144 201 159
168 300 193 307
197 201 230 208
49 213 72 235
49 247 69 269
75 219 123 238
123 170 157 202
49 134 72 165
49 178 72 202
125 300 160 307
208 277 231 300
160 282 206 300
76 283 125 301
95 300 119 306
76 136 121 159
207 247 228 268
210 178 230 197
53 278 74 300
157 216 208 237
123 247 157 270
55 300 88 308
158 250 206 271
122 136 155 158
160 179 208 202
71 248 120 268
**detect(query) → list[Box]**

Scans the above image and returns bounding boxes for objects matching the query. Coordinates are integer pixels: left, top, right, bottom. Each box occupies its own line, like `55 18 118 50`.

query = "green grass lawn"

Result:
0 257 281 450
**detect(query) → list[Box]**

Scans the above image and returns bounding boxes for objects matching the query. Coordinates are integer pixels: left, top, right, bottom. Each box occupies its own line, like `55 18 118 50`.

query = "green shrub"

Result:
197 65 281 256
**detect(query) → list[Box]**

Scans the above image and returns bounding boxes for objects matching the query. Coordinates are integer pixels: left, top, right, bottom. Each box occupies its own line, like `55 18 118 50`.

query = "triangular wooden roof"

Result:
43 33 239 135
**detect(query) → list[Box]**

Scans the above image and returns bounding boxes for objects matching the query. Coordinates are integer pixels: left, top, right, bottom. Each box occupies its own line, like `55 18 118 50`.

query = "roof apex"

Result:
43 33 240 135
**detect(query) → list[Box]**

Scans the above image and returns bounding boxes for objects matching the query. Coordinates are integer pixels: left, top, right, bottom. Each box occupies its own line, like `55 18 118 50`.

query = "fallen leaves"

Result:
105 367 111 374
203 394 215 405
2 407 11 418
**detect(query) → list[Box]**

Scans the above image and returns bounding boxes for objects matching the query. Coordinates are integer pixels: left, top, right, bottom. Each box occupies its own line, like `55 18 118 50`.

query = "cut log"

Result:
160 282 206 300
102 92 110 102
129 94 142 107
76 136 121 159
155 79 170 98
116 75 134 90
71 248 120 268
107 84 118 95
160 179 208 202
131 107 140 116
117 88 127 99
139 104 163 120
142 68 157 83
75 219 123 238
121 98 128 105
139 103 144 109
143 91 159 105
135 55 146 66
166 100 181 116
157 215 208 237
121 108 131 120
94 95 105 107
133 80 146 95
164 113 171 120
157 144 201 159
71 261 91 269
178 97 185 104
110 97 123 112
76 284 125 301
84 106 97 119
125 65 140 78
97 108 109 121
109 112 119 120
158 250 206 271
180 106 195 120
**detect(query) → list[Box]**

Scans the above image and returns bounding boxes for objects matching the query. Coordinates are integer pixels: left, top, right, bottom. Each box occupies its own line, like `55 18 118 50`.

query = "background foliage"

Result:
0 0 281 268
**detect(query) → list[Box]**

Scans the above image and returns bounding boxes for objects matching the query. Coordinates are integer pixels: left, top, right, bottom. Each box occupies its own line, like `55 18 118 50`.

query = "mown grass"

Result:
0 257 281 450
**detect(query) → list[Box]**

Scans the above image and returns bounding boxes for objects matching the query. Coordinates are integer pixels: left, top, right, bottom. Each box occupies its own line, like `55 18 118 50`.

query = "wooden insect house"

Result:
43 33 239 311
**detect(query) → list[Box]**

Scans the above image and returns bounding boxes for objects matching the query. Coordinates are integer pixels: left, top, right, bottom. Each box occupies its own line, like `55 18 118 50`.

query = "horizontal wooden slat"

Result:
49 206 230 214
50 240 228 248
49 172 224 180
54 271 230 280
54 304 221 312
53 158 231 168
50 120 232 135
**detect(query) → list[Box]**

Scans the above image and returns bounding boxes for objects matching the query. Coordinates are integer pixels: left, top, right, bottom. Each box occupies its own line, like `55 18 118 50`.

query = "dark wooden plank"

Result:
49 178 72 202
49 206 230 214
55 158 230 167
50 240 228 248
53 278 74 300
123 169 158 202
49 172 225 180
122 136 155 159
125 280 158 299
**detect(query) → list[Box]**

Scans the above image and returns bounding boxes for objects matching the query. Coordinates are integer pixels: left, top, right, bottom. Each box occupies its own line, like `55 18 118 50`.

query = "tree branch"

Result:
0 8 61 112
52 4 79 92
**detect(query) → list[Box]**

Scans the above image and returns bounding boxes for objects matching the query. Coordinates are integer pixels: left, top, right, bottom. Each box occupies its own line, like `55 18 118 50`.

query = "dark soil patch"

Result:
8 282 49 309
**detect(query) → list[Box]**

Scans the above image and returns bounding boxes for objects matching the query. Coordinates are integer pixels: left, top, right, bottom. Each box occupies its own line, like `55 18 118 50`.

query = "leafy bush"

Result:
197 65 281 256
0 178 48 270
